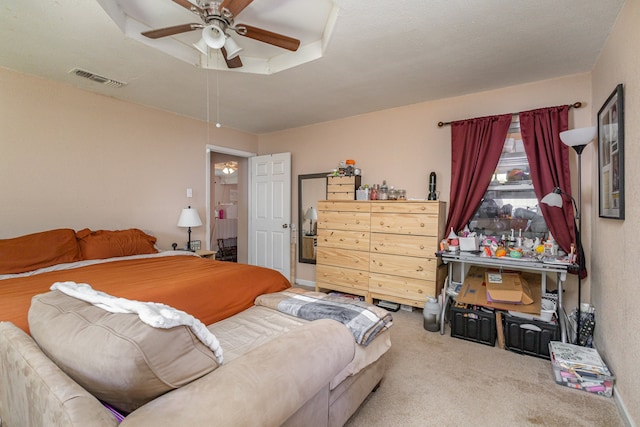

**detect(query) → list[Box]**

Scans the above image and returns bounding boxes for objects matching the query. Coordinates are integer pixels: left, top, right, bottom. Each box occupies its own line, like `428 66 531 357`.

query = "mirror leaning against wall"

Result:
298 173 328 264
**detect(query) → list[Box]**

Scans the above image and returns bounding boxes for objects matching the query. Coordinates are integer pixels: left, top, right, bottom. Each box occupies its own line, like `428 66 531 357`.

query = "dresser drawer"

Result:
317 211 370 232
317 229 370 251
369 273 436 301
370 233 438 257
370 201 441 214
316 264 369 291
370 212 439 236
327 175 360 186
370 253 437 281
327 191 356 200
318 201 370 212
316 247 369 271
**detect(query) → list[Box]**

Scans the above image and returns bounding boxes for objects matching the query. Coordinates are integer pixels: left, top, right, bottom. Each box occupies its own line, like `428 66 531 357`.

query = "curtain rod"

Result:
436 102 583 127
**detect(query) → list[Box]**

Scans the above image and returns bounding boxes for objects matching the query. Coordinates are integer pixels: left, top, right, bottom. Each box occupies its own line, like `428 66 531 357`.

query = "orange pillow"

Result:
0 229 82 274
76 229 158 260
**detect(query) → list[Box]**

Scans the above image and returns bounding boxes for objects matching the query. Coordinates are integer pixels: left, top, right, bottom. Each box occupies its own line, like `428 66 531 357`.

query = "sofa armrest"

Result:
121 319 355 426
0 322 118 427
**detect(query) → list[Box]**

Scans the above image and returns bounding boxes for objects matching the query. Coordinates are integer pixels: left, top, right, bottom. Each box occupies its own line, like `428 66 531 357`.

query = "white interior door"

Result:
248 153 291 280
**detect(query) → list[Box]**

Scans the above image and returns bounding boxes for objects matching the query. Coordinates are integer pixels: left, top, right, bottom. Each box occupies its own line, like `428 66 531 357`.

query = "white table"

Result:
439 251 572 342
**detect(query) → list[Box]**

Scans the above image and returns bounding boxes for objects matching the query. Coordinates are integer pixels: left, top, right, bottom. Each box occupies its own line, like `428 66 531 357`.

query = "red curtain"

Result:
445 114 512 234
518 106 576 255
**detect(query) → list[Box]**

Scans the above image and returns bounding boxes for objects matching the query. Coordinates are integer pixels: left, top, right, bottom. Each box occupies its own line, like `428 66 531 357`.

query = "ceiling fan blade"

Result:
172 0 204 15
141 23 202 39
221 47 243 68
236 24 300 51
220 0 254 16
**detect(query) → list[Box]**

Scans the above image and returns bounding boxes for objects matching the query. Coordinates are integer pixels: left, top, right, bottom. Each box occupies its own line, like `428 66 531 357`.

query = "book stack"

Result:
549 341 614 397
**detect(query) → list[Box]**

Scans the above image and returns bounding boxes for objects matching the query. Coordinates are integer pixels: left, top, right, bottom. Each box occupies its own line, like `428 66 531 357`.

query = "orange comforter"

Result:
0 254 290 333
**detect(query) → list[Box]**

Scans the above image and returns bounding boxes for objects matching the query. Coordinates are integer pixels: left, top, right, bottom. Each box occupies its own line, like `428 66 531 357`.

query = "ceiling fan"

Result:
141 0 301 69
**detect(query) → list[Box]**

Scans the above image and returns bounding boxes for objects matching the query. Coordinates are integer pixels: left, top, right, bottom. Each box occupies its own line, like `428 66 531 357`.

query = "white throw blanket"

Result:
50 282 223 364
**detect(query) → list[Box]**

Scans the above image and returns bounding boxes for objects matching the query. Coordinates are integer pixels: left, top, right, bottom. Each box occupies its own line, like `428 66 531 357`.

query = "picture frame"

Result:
597 83 624 219
189 240 202 251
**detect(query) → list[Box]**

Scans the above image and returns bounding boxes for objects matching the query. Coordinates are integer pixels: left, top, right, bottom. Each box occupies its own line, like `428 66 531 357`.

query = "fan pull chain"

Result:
215 53 221 128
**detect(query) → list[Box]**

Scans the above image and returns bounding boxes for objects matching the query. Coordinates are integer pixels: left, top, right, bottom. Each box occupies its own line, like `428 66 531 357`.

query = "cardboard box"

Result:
485 272 534 304
455 266 541 315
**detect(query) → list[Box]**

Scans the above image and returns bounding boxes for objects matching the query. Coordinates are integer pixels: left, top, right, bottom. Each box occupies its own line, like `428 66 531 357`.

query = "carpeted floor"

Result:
345 308 623 427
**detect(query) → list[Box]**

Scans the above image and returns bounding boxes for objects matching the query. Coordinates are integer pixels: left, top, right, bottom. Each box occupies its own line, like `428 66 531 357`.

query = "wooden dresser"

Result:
316 200 446 307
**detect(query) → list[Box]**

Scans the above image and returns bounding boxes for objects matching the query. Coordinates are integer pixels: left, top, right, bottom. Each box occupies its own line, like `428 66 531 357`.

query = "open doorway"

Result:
212 156 239 261
206 145 255 263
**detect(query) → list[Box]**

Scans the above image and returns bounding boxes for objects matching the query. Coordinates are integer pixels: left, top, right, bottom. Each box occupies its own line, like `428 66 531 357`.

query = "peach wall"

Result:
591 0 640 422
0 67 258 249
260 74 593 302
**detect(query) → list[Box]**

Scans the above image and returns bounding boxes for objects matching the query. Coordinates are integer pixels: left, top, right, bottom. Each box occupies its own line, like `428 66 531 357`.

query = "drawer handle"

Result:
420 245 425 249
418 289 423 294
379 221 384 226
421 206 426 211
420 223 425 227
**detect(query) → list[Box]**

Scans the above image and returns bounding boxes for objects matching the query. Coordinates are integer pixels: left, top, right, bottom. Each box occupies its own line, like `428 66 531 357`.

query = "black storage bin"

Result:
503 314 560 359
450 304 496 346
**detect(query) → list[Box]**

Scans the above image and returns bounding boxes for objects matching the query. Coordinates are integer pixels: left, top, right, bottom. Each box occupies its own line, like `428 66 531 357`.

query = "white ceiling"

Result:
0 0 625 135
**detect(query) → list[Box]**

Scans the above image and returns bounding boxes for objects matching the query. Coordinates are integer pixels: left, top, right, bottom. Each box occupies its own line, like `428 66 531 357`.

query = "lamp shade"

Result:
559 126 596 147
202 24 226 49
177 207 203 228
541 188 563 208
304 207 318 221
224 35 243 59
193 38 209 55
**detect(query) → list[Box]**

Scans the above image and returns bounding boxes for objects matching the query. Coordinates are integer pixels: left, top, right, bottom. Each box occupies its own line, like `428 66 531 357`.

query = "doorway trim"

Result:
206 144 256 252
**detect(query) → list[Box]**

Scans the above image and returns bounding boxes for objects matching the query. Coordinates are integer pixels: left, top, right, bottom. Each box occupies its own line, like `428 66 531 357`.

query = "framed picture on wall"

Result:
597 83 624 220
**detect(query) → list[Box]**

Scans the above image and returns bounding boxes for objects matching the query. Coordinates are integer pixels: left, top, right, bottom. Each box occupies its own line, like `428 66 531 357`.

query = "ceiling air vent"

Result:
69 68 127 88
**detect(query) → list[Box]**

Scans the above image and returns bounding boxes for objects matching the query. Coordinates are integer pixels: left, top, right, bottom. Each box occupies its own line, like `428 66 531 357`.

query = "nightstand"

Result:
302 235 317 260
195 250 216 259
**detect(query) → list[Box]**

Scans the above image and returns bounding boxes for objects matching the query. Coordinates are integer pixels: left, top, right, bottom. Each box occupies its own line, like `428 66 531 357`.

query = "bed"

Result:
0 228 391 426
0 228 291 333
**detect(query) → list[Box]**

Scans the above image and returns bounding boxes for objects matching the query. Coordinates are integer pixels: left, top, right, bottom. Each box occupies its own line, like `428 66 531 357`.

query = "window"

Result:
468 119 548 241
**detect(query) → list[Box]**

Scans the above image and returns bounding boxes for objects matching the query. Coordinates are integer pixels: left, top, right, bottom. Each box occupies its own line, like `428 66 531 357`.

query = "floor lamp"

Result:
541 126 595 344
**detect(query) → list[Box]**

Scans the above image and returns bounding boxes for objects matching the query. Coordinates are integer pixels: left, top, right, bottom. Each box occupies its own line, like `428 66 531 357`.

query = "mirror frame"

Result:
298 173 328 264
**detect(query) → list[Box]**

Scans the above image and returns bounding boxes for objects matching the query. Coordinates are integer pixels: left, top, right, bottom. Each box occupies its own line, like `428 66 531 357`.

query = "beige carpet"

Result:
346 308 623 427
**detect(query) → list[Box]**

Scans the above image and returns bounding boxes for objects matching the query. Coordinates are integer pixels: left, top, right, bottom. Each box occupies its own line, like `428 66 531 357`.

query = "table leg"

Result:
557 272 567 343
440 262 454 335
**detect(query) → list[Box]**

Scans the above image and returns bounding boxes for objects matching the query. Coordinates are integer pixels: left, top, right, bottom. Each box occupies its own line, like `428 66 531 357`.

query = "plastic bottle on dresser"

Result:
379 180 389 200
369 184 379 200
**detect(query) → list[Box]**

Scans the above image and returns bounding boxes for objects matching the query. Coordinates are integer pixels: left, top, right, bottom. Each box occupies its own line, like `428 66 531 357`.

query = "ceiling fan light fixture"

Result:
224 36 243 60
222 162 236 174
193 38 209 55
202 24 226 49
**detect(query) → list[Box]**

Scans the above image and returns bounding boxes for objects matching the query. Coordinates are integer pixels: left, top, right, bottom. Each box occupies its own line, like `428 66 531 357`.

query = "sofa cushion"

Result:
76 228 158 260
28 290 220 413
0 228 81 274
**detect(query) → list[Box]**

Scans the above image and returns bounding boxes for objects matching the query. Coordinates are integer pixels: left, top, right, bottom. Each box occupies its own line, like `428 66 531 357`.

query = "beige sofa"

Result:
0 293 390 426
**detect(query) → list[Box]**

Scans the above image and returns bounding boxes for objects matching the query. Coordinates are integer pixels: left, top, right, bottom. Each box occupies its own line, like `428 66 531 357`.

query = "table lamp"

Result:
177 206 203 251
304 207 318 236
